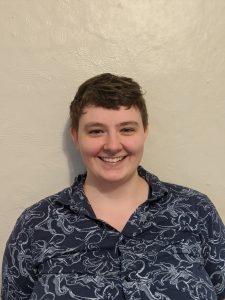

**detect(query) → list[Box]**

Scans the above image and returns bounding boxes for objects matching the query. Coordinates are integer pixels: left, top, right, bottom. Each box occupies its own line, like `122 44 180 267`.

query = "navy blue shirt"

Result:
2 167 225 299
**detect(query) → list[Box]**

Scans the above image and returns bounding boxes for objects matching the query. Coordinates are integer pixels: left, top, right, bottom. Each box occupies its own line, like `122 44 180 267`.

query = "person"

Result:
1 73 225 300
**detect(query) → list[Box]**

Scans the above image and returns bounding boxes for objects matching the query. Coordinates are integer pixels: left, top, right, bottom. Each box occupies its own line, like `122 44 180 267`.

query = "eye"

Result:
120 127 136 135
88 129 104 136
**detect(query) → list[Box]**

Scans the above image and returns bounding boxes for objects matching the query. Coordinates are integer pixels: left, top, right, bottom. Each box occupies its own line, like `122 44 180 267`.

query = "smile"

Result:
99 156 127 163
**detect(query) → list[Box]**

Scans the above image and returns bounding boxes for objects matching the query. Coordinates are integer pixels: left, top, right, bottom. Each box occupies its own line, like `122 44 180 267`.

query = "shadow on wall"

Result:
63 119 85 184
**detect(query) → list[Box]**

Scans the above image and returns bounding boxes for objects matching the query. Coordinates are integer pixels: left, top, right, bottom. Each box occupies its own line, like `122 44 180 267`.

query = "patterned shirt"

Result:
2 166 225 300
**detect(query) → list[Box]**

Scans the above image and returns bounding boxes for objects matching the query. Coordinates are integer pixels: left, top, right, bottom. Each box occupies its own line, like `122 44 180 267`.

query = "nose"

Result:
103 132 122 153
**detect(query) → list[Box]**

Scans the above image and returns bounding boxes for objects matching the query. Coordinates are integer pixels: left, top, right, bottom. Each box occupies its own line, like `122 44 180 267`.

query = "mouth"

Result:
98 156 127 164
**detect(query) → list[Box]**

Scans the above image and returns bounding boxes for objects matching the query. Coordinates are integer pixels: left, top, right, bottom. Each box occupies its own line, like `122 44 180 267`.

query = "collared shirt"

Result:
2 166 225 300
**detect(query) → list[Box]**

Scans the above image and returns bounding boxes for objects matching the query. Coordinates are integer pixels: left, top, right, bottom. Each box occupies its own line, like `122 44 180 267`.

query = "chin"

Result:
99 169 136 183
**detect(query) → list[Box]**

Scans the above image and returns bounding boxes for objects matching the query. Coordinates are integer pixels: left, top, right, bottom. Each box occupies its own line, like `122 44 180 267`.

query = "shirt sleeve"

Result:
198 196 225 300
1 210 37 300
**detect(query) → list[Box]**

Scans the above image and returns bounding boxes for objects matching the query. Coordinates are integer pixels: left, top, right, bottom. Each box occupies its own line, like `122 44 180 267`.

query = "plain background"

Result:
1 0 225 279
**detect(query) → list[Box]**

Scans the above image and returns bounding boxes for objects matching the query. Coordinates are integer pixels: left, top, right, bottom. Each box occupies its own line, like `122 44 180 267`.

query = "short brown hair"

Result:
70 73 148 130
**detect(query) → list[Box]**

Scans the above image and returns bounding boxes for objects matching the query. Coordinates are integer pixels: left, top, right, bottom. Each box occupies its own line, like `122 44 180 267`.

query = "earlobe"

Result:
70 127 79 149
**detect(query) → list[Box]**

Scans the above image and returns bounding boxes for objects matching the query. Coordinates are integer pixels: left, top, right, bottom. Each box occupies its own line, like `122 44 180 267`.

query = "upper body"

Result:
2 167 225 299
2 73 225 299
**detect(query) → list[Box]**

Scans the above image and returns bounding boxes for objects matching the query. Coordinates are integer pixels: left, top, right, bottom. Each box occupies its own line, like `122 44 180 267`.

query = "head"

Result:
70 73 148 131
69 73 149 186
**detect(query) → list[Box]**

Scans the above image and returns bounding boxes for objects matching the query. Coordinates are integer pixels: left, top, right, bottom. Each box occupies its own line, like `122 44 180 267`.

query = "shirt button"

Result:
121 240 126 245
120 237 126 245
125 275 132 282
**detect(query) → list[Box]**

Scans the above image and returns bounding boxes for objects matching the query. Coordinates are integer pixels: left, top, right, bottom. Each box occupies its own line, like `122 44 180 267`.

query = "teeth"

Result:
100 156 125 163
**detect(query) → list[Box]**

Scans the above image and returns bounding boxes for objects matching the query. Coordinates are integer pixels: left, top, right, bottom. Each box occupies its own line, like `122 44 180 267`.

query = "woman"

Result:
2 73 225 299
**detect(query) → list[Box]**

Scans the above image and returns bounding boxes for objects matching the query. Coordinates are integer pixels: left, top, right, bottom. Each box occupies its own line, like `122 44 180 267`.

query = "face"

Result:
71 106 148 186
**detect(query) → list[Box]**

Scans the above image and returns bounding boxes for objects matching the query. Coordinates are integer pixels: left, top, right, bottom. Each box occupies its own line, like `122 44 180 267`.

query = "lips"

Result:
98 156 127 163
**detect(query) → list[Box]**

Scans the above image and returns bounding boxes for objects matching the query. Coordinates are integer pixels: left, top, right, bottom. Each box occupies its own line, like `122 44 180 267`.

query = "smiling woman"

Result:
71 106 148 190
2 73 225 300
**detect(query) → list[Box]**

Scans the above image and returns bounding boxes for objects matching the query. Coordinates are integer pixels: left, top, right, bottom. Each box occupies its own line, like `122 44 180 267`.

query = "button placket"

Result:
119 235 135 288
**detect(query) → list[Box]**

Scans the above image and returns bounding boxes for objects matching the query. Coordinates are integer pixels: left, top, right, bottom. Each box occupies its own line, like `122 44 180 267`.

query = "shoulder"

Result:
162 181 222 222
164 180 213 204
141 166 212 208
10 173 86 237
142 165 218 219
163 181 208 201
165 180 212 202
14 185 74 231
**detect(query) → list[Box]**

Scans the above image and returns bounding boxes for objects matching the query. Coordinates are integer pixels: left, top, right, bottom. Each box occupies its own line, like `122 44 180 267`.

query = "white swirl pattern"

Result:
1 166 225 299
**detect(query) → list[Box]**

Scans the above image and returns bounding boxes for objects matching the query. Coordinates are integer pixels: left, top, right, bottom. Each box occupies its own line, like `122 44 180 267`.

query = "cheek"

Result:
78 140 102 157
126 137 145 153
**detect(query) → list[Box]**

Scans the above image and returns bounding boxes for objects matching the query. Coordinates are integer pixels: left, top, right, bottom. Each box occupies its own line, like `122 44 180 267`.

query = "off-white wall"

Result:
1 0 225 274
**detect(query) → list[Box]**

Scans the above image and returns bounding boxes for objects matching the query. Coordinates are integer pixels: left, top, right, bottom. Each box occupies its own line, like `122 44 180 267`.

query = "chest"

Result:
33 201 202 271
30 203 216 300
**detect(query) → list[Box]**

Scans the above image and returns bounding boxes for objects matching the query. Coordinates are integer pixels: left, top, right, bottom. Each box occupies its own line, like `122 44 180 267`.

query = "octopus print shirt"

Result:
2 166 225 300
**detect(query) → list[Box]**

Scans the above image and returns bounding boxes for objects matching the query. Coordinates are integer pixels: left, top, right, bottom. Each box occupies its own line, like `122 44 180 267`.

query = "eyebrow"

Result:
84 122 105 129
119 121 139 126
84 121 139 129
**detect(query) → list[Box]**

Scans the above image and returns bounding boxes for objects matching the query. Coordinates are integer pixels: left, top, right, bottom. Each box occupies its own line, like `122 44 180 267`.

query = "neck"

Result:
84 172 149 231
84 171 148 204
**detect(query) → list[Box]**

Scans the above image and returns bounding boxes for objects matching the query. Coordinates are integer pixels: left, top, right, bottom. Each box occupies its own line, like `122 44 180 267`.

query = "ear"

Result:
70 127 79 149
144 126 149 140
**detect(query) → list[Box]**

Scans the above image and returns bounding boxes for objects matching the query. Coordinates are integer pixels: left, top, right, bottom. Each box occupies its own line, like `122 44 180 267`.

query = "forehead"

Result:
79 106 142 126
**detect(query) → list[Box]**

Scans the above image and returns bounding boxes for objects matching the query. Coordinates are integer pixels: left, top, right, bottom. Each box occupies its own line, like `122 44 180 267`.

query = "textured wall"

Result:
1 0 225 271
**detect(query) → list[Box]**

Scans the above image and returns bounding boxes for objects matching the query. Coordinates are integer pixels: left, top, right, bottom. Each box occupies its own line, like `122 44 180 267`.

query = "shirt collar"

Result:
55 173 94 217
55 166 168 216
137 166 168 202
